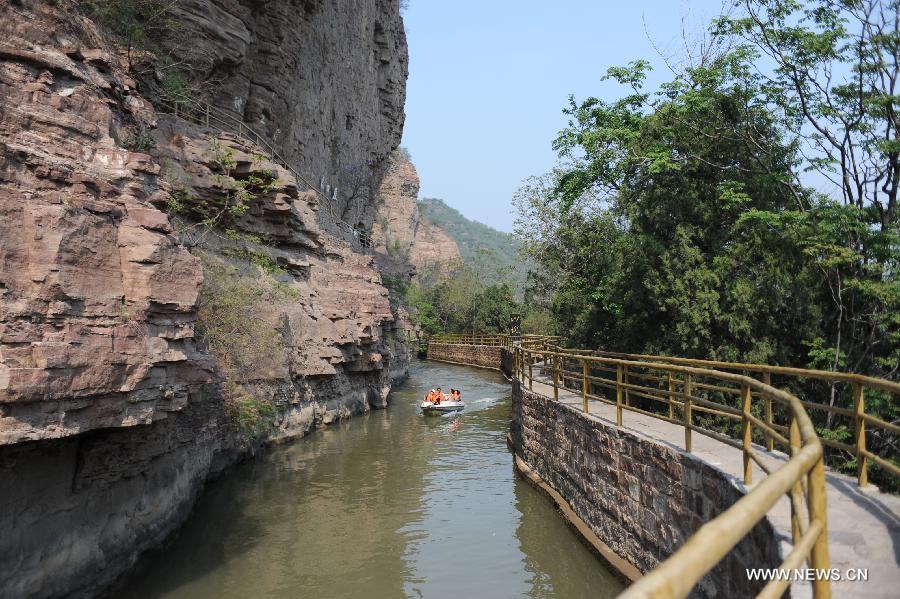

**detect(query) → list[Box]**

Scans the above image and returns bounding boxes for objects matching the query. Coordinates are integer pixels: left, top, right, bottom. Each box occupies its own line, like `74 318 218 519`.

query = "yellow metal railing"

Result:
547 346 900 487
436 333 900 597
430 333 508 346
430 333 562 349
512 340 833 599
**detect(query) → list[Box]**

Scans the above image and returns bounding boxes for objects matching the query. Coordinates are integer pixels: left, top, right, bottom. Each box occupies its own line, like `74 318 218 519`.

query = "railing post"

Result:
528 349 533 391
741 384 753 485
684 373 693 452
762 372 774 451
667 371 675 420
853 383 868 487
552 354 558 401
789 416 803 545
615 364 623 427
808 454 832 599
515 347 520 381
623 365 631 406
582 359 589 414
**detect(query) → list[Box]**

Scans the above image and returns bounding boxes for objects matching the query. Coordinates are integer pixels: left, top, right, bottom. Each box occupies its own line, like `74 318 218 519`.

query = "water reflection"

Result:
118 360 623 599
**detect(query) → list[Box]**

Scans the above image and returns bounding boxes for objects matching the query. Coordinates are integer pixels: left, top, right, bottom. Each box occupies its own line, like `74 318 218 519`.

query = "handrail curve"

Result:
508 339 834 599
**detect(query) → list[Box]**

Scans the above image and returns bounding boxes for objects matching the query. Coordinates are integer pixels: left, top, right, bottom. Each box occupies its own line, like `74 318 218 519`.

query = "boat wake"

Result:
470 397 498 404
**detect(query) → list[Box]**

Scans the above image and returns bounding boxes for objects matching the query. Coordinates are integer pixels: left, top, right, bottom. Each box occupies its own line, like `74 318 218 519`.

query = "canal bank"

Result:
114 360 624 599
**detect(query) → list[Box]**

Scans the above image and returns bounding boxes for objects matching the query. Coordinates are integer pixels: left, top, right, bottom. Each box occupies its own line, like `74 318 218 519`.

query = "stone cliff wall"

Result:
164 0 408 225
510 380 781 599
0 1 411 597
0 3 215 446
372 150 461 277
426 342 502 371
0 390 226 599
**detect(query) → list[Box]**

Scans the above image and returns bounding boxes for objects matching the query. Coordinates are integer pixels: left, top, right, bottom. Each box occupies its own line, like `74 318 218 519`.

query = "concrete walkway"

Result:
524 370 900 599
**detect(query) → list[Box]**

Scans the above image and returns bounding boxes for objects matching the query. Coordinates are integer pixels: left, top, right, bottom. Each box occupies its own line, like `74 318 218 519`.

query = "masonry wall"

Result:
510 380 781 599
426 342 502 371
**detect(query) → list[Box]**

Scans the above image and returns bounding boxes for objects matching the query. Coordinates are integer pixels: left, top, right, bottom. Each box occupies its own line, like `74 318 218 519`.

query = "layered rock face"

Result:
151 116 415 433
372 150 461 275
0 2 216 446
0 1 411 597
165 0 408 224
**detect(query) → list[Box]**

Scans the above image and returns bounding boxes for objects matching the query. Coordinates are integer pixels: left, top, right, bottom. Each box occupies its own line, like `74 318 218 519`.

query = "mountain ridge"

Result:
417 197 528 291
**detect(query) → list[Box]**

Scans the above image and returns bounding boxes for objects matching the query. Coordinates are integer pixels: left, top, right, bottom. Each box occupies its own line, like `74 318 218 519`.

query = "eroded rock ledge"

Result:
0 1 412 597
372 149 461 276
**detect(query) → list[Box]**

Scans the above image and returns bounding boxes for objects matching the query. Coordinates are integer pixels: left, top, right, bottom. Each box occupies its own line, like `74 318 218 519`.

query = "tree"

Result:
515 0 899 488
82 0 179 72
517 54 817 361
713 0 900 387
718 0 898 224
473 283 517 333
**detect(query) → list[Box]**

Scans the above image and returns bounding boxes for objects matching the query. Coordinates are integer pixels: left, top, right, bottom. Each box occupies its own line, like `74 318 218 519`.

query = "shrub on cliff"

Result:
81 0 178 70
222 383 277 445
197 254 291 383
196 254 297 444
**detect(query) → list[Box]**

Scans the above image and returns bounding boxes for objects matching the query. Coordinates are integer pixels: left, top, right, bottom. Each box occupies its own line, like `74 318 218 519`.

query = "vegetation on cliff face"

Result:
515 0 898 487
196 253 296 444
80 0 196 102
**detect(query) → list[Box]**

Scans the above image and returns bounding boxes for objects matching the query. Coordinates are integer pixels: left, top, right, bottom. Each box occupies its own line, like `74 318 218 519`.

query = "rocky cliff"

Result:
0 1 411 597
372 150 461 277
161 0 408 226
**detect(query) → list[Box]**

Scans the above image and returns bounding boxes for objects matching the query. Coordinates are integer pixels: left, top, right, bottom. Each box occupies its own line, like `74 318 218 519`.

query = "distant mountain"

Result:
417 198 528 291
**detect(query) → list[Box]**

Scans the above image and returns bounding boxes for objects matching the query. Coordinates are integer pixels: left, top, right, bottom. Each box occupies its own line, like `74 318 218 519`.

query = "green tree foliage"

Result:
515 0 898 488
517 57 817 362
418 198 530 293
397 260 520 337
81 0 178 71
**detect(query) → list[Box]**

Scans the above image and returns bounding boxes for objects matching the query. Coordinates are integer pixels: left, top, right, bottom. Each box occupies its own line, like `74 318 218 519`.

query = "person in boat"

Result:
435 387 446 404
453 389 461 402
425 389 437 403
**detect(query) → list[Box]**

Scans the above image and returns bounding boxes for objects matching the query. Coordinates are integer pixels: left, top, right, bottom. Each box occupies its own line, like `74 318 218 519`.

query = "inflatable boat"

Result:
420 395 464 416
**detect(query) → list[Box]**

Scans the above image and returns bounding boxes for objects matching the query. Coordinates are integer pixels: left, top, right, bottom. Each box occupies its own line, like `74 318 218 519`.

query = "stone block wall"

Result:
426 342 502 371
510 381 781 599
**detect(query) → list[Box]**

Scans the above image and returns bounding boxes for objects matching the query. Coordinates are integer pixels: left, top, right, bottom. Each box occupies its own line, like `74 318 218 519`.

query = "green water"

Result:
118 360 624 598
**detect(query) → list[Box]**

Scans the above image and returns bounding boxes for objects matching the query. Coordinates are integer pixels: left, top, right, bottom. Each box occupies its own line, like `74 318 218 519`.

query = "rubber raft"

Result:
420 396 464 415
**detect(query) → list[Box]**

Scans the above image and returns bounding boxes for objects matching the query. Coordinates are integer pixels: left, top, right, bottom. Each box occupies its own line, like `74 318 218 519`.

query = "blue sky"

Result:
400 0 729 232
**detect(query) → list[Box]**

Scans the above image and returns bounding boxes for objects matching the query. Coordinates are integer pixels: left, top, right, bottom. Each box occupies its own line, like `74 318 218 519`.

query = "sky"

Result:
400 0 730 232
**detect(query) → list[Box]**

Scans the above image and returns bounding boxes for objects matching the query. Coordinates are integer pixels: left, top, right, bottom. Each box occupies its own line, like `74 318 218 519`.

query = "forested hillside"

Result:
418 197 528 290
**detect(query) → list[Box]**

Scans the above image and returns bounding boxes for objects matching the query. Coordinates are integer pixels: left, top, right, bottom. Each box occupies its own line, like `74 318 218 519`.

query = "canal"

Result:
118 359 624 598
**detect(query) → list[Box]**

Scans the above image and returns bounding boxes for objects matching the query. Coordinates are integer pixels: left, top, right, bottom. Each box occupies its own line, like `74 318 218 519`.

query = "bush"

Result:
82 0 178 69
122 130 155 152
197 255 287 384
197 254 301 445
222 383 277 445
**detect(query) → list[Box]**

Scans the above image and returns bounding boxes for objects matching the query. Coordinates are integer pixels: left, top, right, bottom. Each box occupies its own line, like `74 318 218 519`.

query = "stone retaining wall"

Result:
510 380 781 599
426 342 502 371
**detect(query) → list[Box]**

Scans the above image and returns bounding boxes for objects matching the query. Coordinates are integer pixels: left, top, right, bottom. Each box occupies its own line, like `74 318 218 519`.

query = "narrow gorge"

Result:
0 1 444 596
